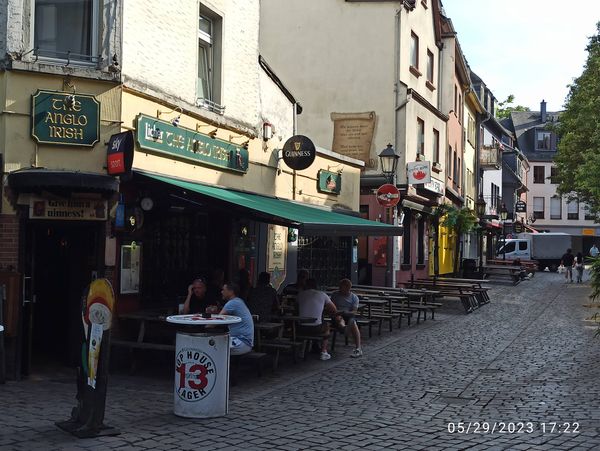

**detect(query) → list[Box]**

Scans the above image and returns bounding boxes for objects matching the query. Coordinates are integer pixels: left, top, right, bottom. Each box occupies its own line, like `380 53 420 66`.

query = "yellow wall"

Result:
121 90 362 210
0 72 122 213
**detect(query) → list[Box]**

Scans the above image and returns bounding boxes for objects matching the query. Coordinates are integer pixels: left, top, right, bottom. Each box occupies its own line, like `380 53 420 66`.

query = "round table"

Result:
166 314 241 418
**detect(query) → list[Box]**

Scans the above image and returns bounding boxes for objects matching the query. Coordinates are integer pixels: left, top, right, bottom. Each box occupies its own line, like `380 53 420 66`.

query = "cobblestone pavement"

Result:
1 273 600 450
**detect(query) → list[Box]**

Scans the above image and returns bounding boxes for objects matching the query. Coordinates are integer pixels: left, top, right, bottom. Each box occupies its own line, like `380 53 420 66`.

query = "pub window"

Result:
198 5 223 109
33 0 99 62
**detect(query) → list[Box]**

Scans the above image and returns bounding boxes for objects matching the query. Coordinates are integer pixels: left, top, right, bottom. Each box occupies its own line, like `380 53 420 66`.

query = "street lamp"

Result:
475 195 486 274
378 144 400 288
378 144 400 183
500 203 508 260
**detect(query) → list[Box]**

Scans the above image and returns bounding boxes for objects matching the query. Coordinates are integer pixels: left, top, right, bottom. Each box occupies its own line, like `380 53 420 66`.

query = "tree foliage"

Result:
554 22 600 220
496 94 530 120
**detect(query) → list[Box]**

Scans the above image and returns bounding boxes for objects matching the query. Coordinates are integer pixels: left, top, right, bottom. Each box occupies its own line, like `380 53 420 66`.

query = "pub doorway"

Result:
22 222 103 376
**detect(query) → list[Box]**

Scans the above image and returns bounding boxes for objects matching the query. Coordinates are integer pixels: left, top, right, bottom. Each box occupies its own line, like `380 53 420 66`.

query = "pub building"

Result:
0 76 401 381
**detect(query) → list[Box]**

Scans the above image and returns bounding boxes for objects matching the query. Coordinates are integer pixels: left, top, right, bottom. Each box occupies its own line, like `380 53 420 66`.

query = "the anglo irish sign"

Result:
32 90 100 146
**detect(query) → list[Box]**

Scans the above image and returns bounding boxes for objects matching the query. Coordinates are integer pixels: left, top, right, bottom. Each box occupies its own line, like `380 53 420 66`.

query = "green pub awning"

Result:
141 172 402 236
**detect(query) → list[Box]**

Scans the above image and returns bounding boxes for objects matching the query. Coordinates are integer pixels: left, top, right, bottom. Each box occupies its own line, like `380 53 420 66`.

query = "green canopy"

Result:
140 172 402 236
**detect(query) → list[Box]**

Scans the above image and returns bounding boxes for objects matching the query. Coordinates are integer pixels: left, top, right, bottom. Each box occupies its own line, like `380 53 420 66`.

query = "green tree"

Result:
496 95 530 119
554 22 600 221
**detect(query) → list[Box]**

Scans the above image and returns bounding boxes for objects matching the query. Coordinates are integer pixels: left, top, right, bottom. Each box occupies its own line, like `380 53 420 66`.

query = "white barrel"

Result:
173 332 231 418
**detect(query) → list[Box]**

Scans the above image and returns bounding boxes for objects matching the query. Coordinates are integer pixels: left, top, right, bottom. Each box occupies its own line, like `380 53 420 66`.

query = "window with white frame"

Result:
467 114 476 146
34 0 98 62
533 197 545 219
550 196 561 220
410 32 419 69
417 118 425 157
584 204 596 221
432 128 440 163
536 130 553 150
198 5 222 108
567 200 579 220
426 49 434 84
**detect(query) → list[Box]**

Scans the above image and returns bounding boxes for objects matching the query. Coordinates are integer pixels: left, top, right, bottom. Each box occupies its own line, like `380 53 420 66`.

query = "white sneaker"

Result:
350 348 363 358
320 351 331 361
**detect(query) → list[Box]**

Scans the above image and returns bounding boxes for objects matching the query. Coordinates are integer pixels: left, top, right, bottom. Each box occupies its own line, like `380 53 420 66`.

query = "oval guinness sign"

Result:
282 135 316 171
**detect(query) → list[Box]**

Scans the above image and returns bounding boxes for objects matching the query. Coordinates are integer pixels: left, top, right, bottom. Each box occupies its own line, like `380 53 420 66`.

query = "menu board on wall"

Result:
266 225 287 290
330 111 376 168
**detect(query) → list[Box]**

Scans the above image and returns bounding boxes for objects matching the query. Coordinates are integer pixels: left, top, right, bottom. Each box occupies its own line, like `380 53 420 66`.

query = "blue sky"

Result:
442 0 600 112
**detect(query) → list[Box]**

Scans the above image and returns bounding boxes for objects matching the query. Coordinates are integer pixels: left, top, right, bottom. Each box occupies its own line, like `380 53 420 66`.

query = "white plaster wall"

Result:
260 0 397 165
123 0 260 127
258 69 294 142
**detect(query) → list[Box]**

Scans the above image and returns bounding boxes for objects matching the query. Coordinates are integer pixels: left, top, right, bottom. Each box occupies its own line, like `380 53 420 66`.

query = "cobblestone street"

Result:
1 273 600 450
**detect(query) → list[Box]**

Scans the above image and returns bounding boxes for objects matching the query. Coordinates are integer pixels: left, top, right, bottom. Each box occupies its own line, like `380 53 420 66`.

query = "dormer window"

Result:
536 130 554 150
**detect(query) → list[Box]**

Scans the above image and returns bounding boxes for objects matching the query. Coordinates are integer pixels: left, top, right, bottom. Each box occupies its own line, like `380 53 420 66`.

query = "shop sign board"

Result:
423 176 444 195
515 200 527 213
330 111 376 168
136 114 249 174
107 131 134 176
317 170 342 195
407 161 431 184
582 228 596 236
376 184 400 208
29 197 107 221
267 224 287 290
282 135 316 170
32 90 100 146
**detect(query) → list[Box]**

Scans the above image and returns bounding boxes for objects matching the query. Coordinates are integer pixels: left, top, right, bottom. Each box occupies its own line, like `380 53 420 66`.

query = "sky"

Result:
442 0 600 112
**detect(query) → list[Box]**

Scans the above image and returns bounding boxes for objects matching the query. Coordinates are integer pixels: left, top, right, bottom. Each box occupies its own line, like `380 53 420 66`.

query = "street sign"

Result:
376 184 400 208
515 200 527 213
514 222 524 234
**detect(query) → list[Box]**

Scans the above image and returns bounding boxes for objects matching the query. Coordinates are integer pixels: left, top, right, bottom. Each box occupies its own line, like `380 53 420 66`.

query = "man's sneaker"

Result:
350 348 363 358
320 351 331 361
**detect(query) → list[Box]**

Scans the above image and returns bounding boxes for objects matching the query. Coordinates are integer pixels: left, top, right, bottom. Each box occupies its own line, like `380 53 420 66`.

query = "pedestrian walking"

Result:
560 248 575 283
575 252 584 283
590 244 599 258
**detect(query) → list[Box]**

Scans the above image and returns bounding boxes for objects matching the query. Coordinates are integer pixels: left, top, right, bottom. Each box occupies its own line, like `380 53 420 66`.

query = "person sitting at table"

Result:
282 269 309 297
182 278 220 314
296 278 337 361
220 282 254 355
247 272 279 321
330 278 362 358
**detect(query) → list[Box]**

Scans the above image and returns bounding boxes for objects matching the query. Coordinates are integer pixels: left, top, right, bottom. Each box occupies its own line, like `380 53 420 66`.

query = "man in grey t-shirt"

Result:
220 282 254 355
330 279 362 358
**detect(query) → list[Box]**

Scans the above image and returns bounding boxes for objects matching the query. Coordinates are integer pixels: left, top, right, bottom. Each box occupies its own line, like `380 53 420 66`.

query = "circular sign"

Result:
175 348 217 402
282 135 316 170
376 184 401 208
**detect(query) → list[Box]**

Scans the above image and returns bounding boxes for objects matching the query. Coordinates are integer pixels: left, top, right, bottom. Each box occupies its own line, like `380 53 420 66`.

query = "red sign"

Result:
106 131 134 176
376 184 400 208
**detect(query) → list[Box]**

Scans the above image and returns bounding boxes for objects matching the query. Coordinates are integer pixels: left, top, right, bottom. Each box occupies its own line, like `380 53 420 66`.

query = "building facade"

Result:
0 0 398 379
261 0 450 286
507 102 600 252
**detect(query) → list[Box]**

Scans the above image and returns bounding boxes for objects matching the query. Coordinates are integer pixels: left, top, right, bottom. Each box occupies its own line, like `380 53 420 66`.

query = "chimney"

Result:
540 99 547 123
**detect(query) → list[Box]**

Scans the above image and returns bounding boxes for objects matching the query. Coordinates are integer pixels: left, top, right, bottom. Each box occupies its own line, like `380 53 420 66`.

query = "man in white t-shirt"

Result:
297 278 337 361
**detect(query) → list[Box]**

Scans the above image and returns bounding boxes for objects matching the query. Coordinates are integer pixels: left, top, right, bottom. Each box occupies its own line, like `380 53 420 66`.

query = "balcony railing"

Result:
480 143 502 170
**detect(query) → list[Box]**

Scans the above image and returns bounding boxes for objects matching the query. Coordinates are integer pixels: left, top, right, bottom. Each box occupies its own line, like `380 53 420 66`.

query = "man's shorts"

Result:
338 312 356 326
230 336 252 355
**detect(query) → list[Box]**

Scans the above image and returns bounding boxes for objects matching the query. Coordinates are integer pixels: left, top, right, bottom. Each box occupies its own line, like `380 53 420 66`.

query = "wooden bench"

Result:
483 265 521 285
406 282 478 313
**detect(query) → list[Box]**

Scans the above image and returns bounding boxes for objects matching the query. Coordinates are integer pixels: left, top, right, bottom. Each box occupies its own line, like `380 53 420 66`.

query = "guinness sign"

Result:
282 135 316 171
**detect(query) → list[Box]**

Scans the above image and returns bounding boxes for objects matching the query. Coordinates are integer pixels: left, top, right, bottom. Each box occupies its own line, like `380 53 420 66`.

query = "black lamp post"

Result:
379 143 400 182
500 203 509 260
378 144 400 287
475 195 486 273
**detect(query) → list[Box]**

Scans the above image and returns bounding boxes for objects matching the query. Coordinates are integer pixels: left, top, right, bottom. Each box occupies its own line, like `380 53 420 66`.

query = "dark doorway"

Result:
23 223 101 374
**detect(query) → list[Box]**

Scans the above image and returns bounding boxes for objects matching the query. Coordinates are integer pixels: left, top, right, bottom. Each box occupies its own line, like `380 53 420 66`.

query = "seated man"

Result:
330 278 363 358
219 282 254 355
296 278 337 361
182 278 220 314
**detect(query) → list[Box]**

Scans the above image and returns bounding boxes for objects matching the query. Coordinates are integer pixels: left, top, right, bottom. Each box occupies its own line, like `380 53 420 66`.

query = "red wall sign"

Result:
107 131 134 176
376 184 400 208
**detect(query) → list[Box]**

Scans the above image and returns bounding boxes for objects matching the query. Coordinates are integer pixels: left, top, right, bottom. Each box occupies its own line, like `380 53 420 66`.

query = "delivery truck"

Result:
496 233 573 270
